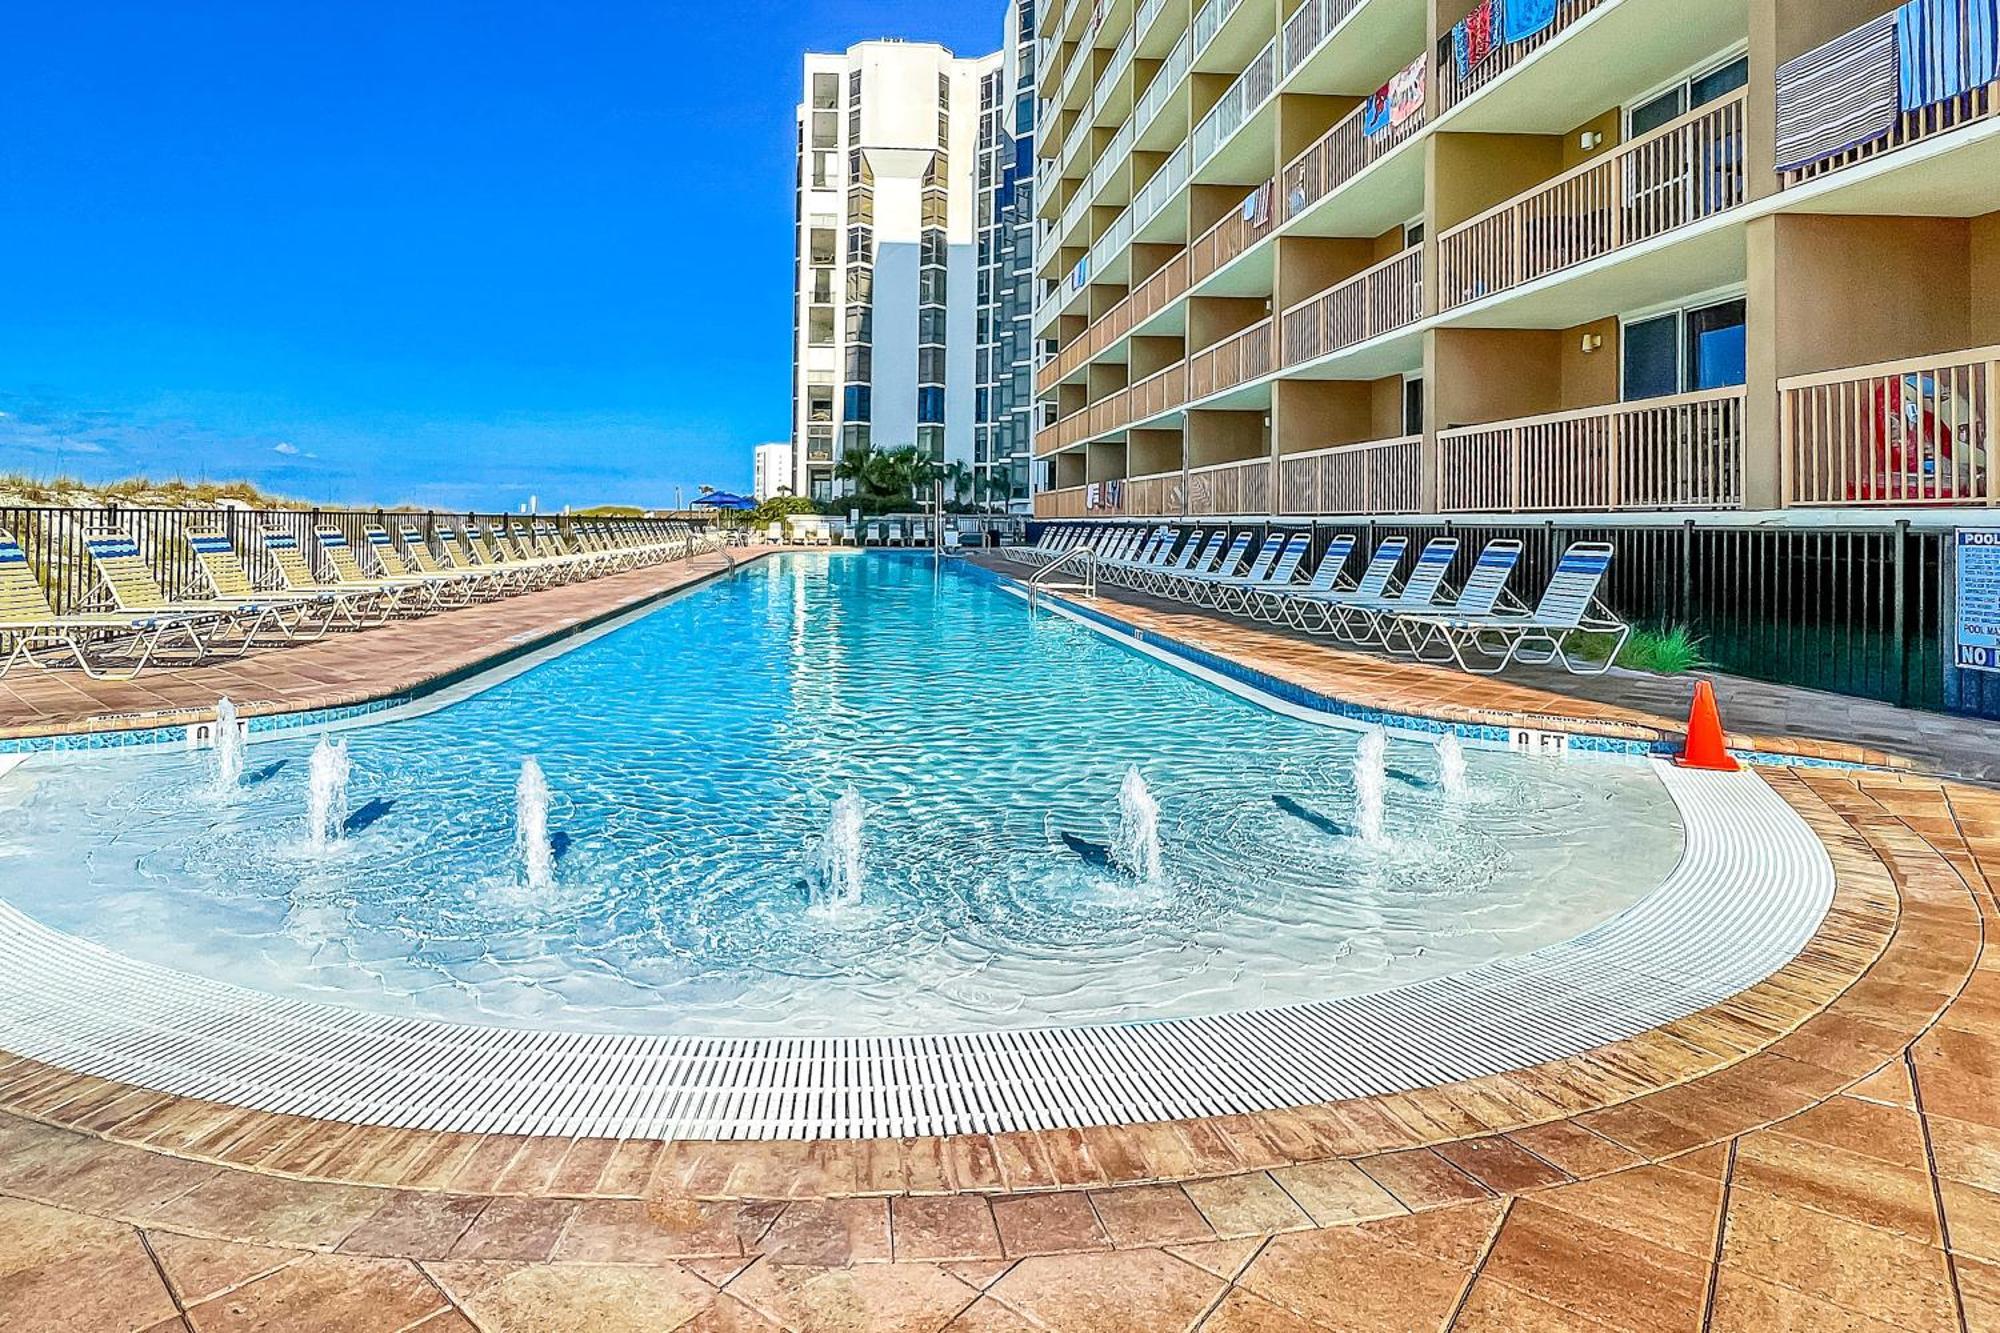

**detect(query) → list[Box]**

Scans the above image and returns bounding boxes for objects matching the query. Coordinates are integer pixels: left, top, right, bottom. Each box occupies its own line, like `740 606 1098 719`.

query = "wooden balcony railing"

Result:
1034 485 1090 519
1189 319 1275 399
1037 250 1192 394
1190 186 1281 285
1279 436 1421 515
1281 246 1423 366
1034 361 1191 456
1284 78 1427 224
1783 347 1999 506
1438 91 1746 311
1437 0 1604 114
1186 457 1274 515
1436 387 1745 512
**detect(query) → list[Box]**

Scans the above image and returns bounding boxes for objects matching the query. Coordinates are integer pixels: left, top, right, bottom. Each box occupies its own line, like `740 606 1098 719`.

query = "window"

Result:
918 346 947 384
811 110 838 150
917 425 945 457
807 386 834 424
812 73 840 110
842 385 871 421
1403 377 1424 436
1622 297 1746 400
1403 219 1425 250
808 308 835 347
918 386 945 424
1629 53 1748 137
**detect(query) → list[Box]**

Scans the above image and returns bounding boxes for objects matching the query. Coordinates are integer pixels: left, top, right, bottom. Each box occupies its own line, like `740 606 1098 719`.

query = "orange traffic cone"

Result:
1675 679 1739 772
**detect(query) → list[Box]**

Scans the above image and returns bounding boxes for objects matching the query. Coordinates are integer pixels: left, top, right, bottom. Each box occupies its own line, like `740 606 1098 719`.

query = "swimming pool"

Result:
2 553 1686 1040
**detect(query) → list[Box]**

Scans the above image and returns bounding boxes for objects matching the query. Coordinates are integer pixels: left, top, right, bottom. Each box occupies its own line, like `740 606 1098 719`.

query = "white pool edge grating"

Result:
0 762 1834 1140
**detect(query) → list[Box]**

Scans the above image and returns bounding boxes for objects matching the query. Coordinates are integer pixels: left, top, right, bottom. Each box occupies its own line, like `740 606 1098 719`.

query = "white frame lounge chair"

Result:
1210 532 1313 615
1380 540 1525 659
1324 537 1461 645
0 530 220 680
1247 534 1355 623
1275 536 1410 633
1390 541 1627 676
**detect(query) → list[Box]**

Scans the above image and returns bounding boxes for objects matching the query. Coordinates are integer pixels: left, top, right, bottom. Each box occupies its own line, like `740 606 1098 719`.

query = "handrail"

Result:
1028 542 1099 608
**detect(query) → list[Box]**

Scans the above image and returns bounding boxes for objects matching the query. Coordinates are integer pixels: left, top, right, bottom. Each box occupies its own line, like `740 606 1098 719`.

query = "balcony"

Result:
1283 73 1427 225
1037 250 1191 395
1189 318 1274 399
1438 0 1606 116
1436 386 1744 512
1036 362 1191 456
1438 90 1746 312
1186 457 1274 515
1193 36 1279 171
1279 436 1421 515
1782 347 1998 506
1280 245 1422 367
1189 186 1281 283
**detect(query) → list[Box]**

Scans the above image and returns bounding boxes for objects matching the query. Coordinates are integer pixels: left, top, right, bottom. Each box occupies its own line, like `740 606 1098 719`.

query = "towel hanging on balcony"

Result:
1502 0 1556 44
1363 81 1392 137
1897 0 2000 111
1389 54 1427 129
1452 0 1499 80
1775 12 1900 172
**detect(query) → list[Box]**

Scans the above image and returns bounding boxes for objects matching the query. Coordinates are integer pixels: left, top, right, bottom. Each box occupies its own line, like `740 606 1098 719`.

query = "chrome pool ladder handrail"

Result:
1027 543 1097 610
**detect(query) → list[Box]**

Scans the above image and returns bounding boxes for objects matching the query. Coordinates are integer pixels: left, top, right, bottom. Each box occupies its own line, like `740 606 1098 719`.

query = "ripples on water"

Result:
0 555 1684 1036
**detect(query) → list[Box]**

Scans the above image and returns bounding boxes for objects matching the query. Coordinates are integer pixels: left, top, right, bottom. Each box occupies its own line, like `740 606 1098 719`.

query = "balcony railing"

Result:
1437 0 1604 114
1783 347 1999 506
1436 387 1745 512
1135 27 1194 137
1280 246 1423 366
1187 457 1274 515
1036 361 1191 455
1438 91 1746 311
1189 318 1275 399
1194 36 1279 166
1284 73 1427 222
1039 249 1193 393
1279 436 1422 514
1780 59 2000 186
1190 184 1280 283
1035 485 1091 519
1282 0 1367 75
1193 0 1244 54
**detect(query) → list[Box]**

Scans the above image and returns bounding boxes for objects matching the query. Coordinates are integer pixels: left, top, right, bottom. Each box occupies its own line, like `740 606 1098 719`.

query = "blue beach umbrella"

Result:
692 491 757 510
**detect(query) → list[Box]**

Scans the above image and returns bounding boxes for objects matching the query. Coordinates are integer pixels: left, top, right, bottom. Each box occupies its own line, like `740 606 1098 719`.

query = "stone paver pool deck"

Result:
5 546 2000 1330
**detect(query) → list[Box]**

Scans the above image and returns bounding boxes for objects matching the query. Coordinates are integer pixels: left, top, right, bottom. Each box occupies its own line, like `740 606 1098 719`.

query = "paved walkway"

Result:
7 548 2000 1329
0 549 753 742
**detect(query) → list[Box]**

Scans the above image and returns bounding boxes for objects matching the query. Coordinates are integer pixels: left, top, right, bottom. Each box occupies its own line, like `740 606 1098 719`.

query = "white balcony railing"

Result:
1194 36 1279 167
1135 26 1194 138
1281 0 1368 76
1437 387 1746 513
1438 91 1747 310
1193 0 1244 54
1280 436 1422 515
1783 347 1999 506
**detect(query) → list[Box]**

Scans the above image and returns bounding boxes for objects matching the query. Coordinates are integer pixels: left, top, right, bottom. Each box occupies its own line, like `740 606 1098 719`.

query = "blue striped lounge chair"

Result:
1247 534 1356 623
1380 541 1525 659
1207 532 1312 615
1391 541 1627 675
1275 536 1411 634
0 530 217 679
1323 537 1462 644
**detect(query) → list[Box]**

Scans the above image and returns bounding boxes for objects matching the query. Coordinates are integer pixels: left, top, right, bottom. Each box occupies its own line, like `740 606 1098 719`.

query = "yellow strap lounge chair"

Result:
0 530 217 679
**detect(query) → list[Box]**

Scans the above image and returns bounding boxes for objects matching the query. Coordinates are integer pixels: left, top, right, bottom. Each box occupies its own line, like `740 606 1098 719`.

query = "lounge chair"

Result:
261 528 400 621
80 529 292 652
186 528 349 637
1190 532 1294 610
1137 530 1213 596
1208 532 1313 615
1380 540 1525 659
0 530 220 679
389 525 505 603
314 526 447 613
1322 537 1461 644
1168 531 1254 603
1274 536 1410 633
1390 541 1627 675
1246 534 1356 623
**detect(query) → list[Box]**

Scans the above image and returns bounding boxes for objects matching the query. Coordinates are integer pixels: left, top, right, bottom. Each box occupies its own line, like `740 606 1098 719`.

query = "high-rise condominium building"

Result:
975 1 1039 513
753 442 793 501
791 40 999 505
1030 0 2000 522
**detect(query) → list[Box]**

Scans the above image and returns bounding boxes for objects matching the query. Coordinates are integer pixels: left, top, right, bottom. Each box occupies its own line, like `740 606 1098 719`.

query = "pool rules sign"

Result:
1959 529 2000 673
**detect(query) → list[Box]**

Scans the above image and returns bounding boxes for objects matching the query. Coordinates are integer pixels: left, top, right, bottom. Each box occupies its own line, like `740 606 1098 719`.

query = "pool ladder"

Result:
1027 545 1097 610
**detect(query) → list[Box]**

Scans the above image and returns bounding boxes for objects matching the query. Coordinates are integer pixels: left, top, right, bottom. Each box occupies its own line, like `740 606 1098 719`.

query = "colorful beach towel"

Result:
1362 82 1392 137
1898 0 2000 110
1451 0 1499 79
1388 54 1427 129
1776 11 1901 172
1502 0 1556 45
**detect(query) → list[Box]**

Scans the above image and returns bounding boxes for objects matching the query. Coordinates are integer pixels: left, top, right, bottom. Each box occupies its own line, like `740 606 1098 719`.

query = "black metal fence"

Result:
1028 516 1995 720
0 506 704 618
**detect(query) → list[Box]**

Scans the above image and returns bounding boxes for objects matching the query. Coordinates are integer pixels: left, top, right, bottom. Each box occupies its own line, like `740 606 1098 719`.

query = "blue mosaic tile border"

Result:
964 560 1872 775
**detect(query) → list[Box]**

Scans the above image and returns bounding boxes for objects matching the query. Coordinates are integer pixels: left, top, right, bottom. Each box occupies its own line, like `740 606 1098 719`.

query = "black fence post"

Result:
1895 518 1911 709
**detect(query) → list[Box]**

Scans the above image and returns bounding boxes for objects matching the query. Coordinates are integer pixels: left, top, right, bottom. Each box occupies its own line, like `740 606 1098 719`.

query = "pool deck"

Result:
6 547 2000 1329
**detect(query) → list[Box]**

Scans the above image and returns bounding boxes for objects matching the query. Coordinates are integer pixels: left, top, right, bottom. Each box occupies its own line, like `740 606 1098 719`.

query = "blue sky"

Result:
0 2 1001 510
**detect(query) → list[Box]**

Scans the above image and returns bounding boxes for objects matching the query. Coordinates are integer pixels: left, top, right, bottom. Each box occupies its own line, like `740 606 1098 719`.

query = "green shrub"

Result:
1567 623 1706 675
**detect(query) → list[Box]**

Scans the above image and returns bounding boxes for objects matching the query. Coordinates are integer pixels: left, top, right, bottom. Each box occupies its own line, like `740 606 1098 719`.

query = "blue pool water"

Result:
0 554 1683 1036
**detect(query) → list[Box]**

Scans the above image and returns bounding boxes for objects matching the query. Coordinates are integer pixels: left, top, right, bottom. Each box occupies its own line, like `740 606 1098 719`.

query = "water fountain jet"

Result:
814 786 866 909
306 737 351 852
210 697 245 794
1354 728 1388 846
516 757 555 891
1436 732 1469 801
1110 767 1164 884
